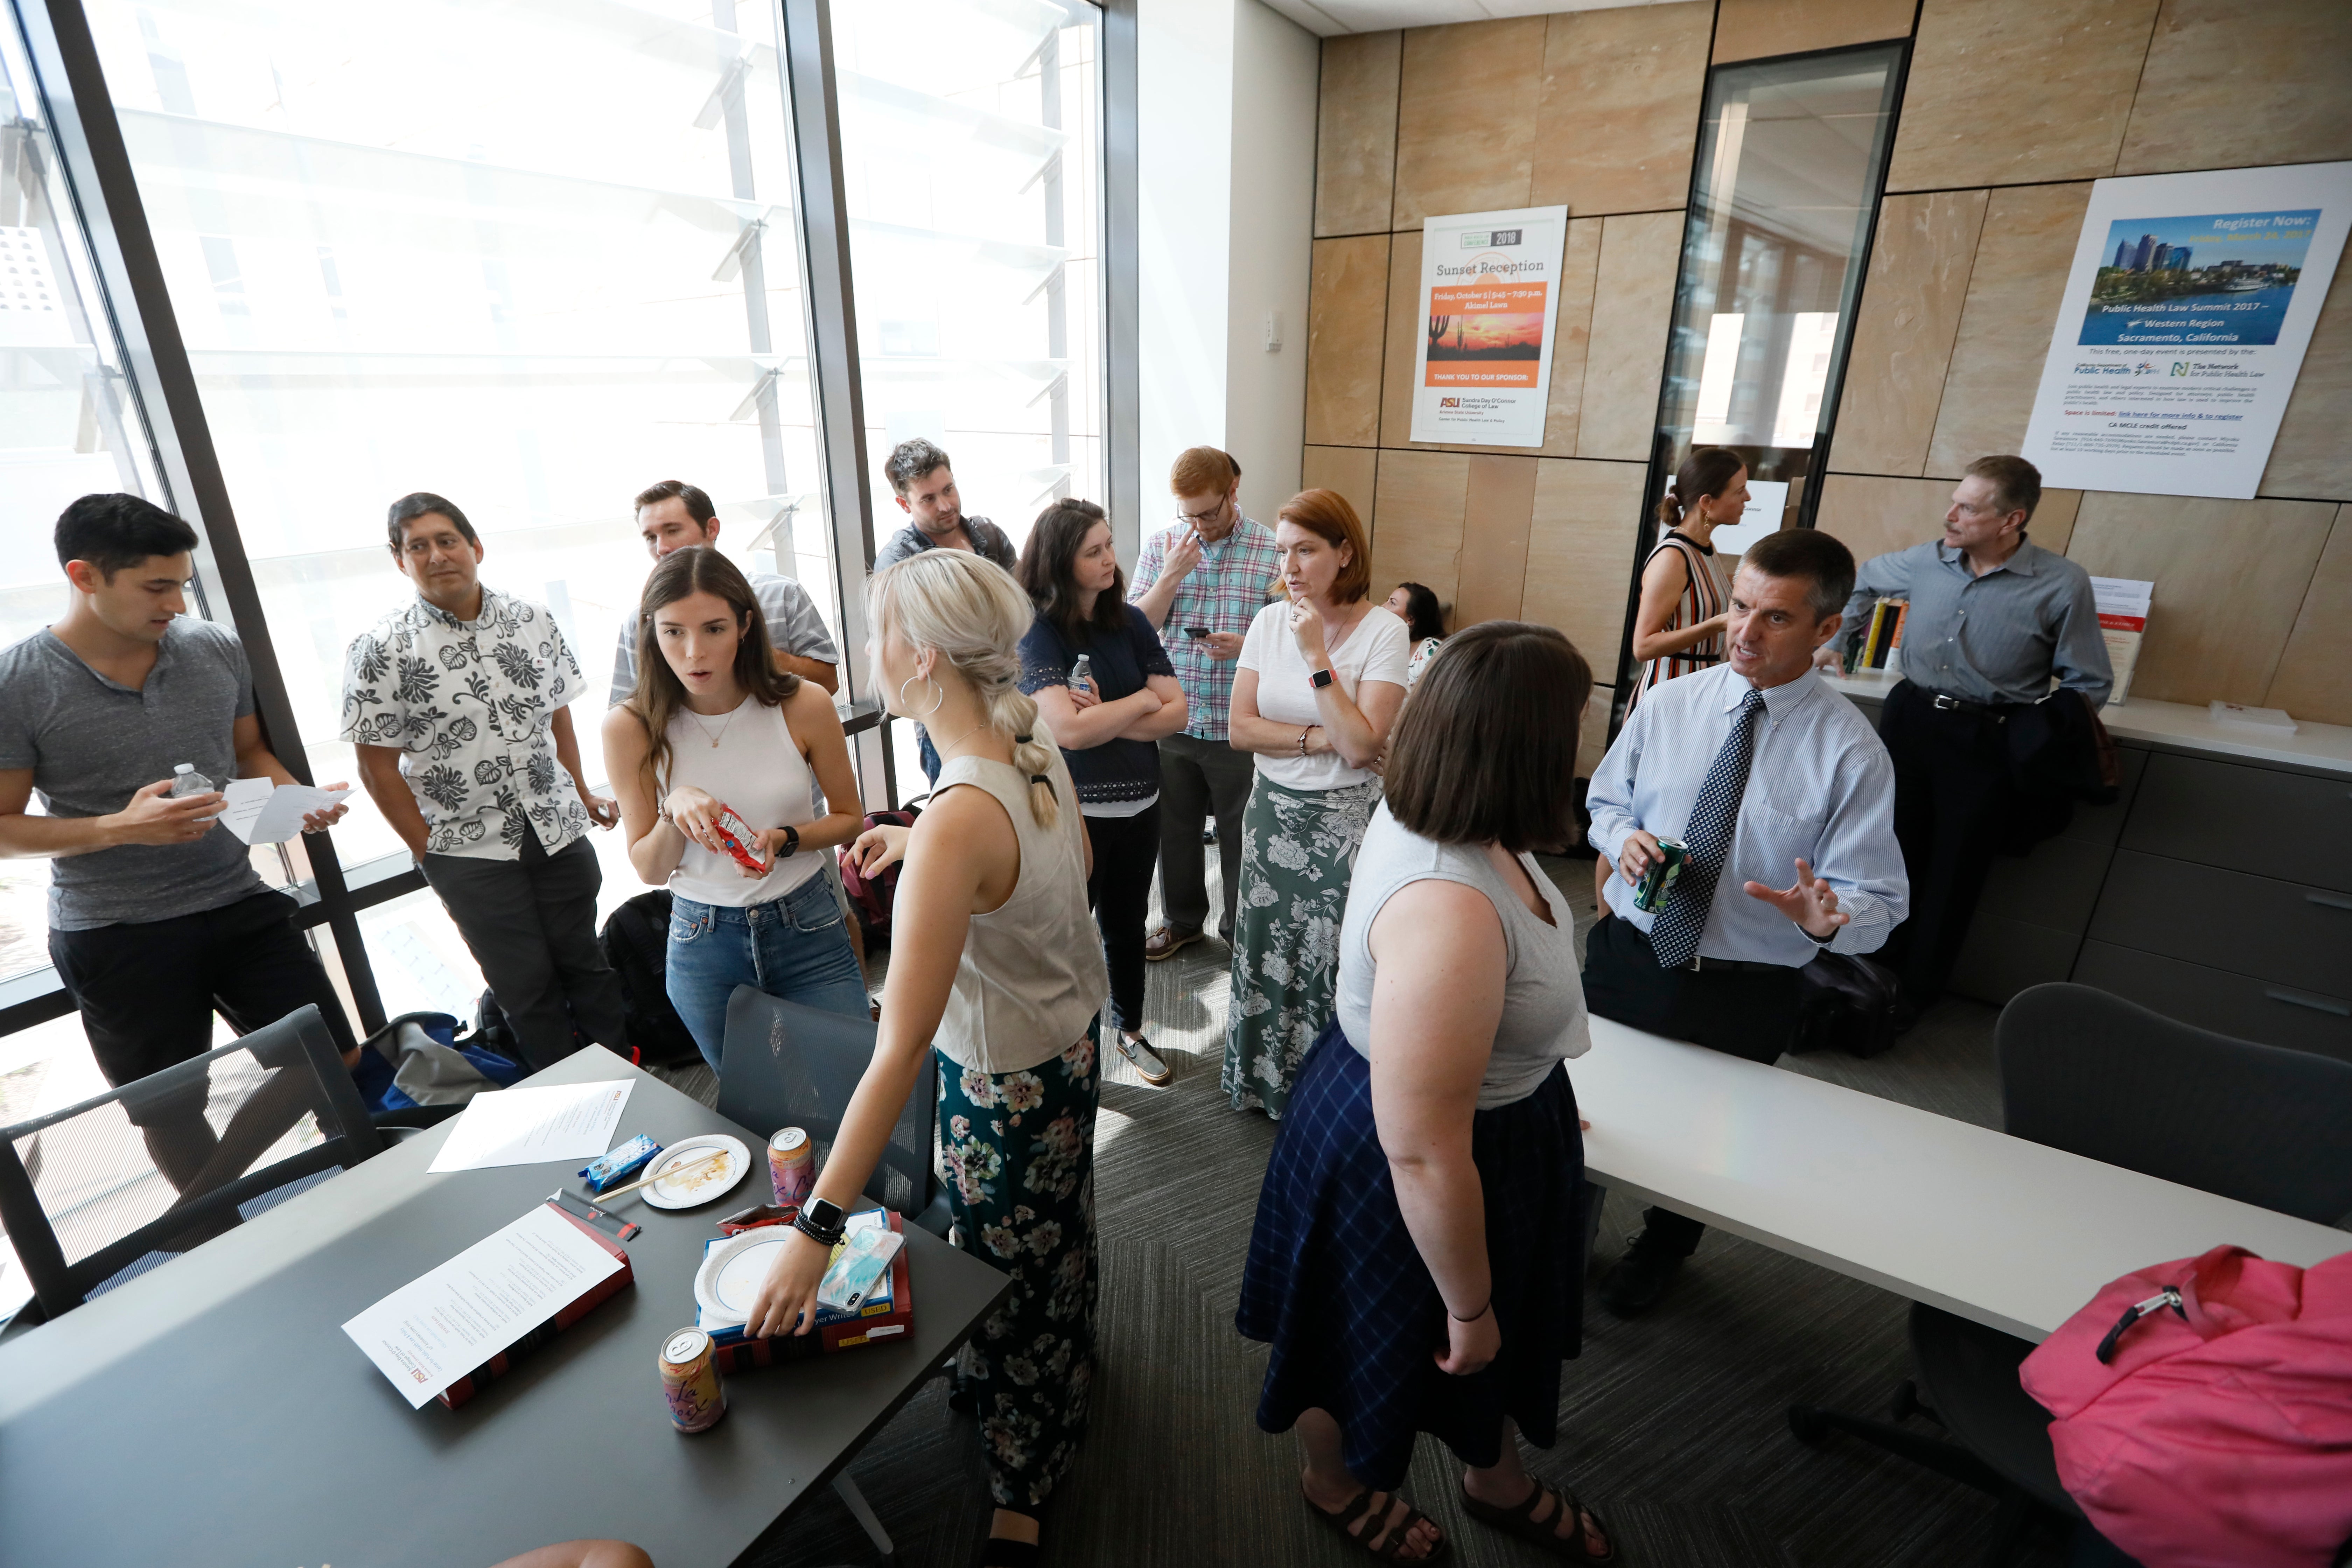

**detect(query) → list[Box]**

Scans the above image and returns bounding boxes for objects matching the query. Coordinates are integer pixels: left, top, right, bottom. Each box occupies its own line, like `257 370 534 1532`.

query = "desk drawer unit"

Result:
2073 940 2352 1063
2088 850 2352 998
2120 754 2352 892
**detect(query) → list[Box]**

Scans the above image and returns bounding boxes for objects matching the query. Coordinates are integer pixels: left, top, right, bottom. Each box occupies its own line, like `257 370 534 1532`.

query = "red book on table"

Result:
438 1202 635 1410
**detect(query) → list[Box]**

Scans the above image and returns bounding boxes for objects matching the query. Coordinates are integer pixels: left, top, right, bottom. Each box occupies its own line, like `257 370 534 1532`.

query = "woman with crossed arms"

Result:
1221 488 1408 1121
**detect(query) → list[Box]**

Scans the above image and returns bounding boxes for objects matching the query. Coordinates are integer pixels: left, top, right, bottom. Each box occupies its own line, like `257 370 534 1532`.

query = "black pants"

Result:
1156 732 1254 942
420 833 628 1071
1085 805 1161 1034
1877 679 2023 1006
49 889 357 1191
1580 913 1802 1258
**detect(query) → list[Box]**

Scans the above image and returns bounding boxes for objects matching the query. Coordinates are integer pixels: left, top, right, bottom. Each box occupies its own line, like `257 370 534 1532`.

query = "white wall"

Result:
1223 0 1318 526
1136 0 1316 538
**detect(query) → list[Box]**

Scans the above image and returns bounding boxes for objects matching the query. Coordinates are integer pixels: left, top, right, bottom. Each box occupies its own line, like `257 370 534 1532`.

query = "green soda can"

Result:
1631 836 1689 914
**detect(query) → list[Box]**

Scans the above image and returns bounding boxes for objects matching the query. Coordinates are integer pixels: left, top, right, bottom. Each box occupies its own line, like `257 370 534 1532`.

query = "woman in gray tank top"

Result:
1236 622 1620 1564
743 550 1107 1568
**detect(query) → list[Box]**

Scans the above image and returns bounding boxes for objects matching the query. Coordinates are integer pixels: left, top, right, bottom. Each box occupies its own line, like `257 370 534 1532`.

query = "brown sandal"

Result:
1459 1479 1618 1563
1306 1487 1451 1562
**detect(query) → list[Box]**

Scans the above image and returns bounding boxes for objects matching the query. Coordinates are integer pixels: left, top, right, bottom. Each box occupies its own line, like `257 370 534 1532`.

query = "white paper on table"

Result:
341 1203 625 1408
217 777 352 844
427 1080 634 1174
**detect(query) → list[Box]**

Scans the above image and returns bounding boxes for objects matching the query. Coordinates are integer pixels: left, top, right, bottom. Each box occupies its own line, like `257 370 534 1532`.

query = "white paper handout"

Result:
427 1080 634 1174
217 777 352 845
2090 577 2154 705
341 1203 625 1408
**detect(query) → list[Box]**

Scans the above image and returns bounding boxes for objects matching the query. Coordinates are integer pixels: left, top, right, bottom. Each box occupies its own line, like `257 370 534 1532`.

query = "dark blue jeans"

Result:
664 874 868 1072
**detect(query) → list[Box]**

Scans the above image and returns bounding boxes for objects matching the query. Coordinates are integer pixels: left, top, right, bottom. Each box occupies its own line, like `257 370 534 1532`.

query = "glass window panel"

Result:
0 22 182 986
1654 45 1903 524
836 0 1105 559
78 0 838 867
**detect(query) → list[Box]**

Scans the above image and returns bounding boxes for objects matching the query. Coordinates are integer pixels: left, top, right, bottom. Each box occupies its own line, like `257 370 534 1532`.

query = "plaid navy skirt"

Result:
1236 1017 1588 1489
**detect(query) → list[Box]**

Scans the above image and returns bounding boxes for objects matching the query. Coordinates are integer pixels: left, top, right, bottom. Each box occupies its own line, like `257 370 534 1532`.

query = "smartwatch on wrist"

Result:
792 1196 847 1247
1308 666 1335 690
780 824 801 858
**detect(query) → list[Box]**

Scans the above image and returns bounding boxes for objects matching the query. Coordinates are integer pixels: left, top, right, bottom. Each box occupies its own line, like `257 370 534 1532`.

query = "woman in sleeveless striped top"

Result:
1597 448 1750 913
745 549 1108 1568
1628 446 1747 708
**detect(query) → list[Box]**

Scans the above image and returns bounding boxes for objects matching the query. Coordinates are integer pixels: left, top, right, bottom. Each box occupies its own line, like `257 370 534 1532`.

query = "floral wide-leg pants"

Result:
934 1029 1100 1510
1220 776 1381 1120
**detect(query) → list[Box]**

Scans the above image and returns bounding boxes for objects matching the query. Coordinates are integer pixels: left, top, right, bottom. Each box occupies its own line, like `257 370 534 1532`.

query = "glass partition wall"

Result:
834 0 1105 795
0 0 1115 1318
1612 42 1903 710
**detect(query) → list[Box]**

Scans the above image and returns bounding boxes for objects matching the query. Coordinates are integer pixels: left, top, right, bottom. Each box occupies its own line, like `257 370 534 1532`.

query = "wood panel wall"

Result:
1303 0 2352 731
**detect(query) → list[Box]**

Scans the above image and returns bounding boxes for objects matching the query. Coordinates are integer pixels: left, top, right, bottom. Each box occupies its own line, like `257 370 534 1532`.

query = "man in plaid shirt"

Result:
1128 447 1280 960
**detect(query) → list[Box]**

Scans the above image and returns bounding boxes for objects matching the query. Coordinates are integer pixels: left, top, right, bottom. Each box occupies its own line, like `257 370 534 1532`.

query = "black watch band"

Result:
781 824 800 857
792 1197 847 1246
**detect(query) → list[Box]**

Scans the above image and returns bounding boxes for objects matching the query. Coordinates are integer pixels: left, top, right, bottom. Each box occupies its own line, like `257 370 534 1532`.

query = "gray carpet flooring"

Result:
659 853 2070 1568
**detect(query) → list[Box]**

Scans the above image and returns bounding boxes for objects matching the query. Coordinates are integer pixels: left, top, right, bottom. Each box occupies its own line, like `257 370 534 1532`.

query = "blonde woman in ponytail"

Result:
747 549 1108 1568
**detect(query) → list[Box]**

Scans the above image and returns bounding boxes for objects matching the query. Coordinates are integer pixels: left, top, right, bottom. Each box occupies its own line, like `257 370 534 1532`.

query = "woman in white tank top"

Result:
744 550 1107 1568
601 548 869 1070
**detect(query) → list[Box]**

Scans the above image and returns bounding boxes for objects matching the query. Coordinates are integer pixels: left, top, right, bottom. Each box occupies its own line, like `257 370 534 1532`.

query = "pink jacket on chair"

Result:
2021 1245 2352 1568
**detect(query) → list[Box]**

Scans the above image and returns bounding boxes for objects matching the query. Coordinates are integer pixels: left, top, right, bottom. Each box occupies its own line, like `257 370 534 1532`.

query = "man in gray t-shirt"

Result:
0 495 355 1191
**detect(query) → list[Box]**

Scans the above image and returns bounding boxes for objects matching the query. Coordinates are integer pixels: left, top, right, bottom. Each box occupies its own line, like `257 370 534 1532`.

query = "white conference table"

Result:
1573 1018 2351 1342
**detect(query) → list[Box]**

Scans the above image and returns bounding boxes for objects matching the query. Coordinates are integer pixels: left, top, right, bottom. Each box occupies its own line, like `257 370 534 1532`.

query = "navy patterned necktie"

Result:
1650 687 1766 970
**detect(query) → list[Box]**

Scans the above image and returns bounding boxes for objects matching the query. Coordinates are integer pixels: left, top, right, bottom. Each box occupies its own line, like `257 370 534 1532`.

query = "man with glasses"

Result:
342 492 628 1071
1815 454 2110 1022
0 494 356 1195
1127 447 1279 960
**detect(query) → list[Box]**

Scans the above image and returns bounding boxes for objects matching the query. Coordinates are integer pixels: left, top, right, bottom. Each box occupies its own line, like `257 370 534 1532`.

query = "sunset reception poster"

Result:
1410 206 1569 447
2018 161 2351 499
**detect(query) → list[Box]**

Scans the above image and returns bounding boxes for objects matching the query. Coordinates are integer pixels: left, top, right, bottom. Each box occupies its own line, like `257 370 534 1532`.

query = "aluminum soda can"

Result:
769 1127 815 1210
659 1328 725 1433
1631 836 1689 915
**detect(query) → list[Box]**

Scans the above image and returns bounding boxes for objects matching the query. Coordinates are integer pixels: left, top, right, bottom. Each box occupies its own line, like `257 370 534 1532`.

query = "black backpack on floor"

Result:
599 889 704 1068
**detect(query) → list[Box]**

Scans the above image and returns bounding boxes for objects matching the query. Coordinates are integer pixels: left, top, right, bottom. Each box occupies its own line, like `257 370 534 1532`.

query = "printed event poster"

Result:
2019 161 2352 499
1409 206 1569 447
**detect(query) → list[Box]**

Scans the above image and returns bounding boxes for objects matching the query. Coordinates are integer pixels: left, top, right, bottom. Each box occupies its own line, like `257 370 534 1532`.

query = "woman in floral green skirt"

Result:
1221 489 1410 1119
748 550 1108 1568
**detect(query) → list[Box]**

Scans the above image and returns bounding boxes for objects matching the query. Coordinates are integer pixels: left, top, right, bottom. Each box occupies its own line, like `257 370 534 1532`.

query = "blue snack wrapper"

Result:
580 1133 663 1195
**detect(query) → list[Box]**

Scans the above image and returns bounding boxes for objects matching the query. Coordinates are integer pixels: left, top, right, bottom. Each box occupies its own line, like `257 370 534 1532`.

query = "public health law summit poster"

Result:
1409 206 1569 447
2019 161 2352 500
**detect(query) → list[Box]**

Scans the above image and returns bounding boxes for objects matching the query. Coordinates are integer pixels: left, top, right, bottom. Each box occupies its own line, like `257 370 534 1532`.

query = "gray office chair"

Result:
1790 982 2352 1567
0 1004 382 1326
716 986 953 1238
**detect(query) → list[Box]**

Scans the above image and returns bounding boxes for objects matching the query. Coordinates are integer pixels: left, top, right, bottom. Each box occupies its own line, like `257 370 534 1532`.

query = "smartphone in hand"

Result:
1183 627 1211 639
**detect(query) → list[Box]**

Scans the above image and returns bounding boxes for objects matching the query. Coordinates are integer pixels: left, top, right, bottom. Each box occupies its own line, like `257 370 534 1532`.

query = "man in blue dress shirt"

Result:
1584 527 1908 1316
1816 456 2110 1017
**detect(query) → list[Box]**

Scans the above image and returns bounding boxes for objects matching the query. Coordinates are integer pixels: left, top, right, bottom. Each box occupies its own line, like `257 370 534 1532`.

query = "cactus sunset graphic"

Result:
1424 250 1548 388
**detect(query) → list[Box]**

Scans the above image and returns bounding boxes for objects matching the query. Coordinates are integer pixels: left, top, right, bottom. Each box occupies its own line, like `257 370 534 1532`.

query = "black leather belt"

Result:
1926 690 2013 722
1685 954 1793 974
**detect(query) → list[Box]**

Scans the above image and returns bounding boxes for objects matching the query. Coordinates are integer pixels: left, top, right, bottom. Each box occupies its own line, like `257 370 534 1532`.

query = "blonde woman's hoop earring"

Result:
898 672 945 720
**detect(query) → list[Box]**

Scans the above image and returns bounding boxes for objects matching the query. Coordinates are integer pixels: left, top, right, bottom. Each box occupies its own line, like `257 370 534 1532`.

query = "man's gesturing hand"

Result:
1742 856 1847 939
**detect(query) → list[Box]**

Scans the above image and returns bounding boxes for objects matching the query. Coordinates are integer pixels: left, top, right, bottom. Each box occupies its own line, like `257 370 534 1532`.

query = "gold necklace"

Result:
685 700 741 749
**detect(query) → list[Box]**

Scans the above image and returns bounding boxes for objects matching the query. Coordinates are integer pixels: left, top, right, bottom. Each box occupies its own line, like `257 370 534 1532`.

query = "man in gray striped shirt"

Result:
1819 454 2112 1016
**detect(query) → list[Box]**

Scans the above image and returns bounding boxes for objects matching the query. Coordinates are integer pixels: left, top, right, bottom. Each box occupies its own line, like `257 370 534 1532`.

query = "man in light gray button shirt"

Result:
1584 527 1907 1317
1818 455 2112 1014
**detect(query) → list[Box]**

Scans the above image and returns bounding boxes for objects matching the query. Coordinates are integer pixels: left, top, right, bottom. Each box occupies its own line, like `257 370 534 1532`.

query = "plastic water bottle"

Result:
167 763 213 798
1069 653 1092 696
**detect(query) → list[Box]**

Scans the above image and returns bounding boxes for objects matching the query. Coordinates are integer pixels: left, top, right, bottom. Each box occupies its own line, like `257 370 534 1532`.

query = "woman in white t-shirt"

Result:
602 547 869 1071
1220 488 1409 1119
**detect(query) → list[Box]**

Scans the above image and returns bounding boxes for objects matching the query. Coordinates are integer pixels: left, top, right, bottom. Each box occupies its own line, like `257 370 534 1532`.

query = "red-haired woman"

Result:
1220 489 1410 1120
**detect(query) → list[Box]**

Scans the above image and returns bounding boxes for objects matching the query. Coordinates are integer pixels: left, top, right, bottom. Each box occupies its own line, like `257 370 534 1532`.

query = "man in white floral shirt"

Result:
342 492 626 1069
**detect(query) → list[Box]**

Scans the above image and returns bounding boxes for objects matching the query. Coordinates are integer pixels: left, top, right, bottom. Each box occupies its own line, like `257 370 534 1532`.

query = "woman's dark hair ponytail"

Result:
1656 446 1746 527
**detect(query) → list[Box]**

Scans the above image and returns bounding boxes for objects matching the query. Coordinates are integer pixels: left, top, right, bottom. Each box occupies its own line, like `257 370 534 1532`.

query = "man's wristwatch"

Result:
792 1196 847 1247
1308 666 1335 690
780 824 800 858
